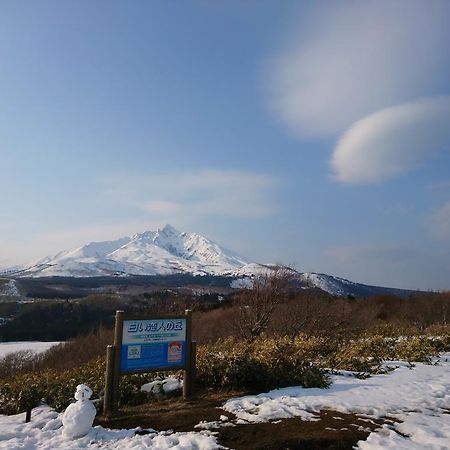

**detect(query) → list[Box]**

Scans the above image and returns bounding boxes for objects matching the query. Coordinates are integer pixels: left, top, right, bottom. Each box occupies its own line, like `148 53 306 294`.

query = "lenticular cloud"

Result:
266 1 450 138
330 97 450 184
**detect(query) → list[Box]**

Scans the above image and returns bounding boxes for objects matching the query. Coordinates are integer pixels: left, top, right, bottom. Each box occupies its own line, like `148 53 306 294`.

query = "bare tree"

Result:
269 288 358 338
234 267 293 340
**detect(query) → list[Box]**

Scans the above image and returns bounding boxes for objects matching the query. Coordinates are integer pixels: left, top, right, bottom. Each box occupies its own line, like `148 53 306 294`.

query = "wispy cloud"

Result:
266 0 450 184
100 169 279 220
266 1 450 138
331 97 450 184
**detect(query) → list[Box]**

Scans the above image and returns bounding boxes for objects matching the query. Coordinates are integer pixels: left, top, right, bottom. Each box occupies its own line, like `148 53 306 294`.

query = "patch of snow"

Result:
227 263 280 278
225 354 450 422
140 376 182 397
0 279 19 297
230 278 253 289
358 412 450 450
194 420 235 430
0 341 61 359
298 272 357 296
0 405 222 449
224 353 450 448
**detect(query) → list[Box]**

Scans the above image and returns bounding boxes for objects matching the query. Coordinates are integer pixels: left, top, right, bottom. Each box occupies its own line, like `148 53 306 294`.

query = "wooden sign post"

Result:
103 309 195 416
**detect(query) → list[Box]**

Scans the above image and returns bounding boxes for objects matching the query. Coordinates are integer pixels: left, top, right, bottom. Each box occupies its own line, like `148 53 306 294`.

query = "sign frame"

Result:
118 314 190 374
104 309 195 416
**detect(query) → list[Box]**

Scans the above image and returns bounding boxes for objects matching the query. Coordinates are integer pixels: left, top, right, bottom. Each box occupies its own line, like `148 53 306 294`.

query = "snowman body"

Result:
62 384 96 438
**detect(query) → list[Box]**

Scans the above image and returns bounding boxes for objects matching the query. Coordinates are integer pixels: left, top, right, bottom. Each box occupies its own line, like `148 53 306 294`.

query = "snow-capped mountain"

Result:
6 224 254 278
299 272 360 296
2 225 416 298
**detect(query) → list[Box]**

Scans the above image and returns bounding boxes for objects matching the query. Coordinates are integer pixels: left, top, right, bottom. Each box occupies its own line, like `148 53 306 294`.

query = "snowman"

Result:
62 384 96 438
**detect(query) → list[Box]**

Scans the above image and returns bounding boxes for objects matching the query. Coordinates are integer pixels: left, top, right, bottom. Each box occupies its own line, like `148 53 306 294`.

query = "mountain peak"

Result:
9 225 252 278
132 230 154 240
160 224 180 235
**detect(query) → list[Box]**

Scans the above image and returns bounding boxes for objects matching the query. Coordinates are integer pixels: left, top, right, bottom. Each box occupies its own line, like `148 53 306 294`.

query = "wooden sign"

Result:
120 316 188 372
103 309 195 416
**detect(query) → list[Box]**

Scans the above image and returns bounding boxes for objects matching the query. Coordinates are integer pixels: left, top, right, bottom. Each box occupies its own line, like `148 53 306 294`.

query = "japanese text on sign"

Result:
127 319 183 334
120 318 187 372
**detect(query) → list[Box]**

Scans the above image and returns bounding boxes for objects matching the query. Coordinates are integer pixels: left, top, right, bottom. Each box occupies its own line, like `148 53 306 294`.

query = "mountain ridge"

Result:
4 224 253 278
1 225 418 298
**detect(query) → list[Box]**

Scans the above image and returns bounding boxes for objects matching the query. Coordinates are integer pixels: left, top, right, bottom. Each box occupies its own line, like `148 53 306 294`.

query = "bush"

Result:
0 336 330 414
394 336 438 363
328 333 447 372
0 358 106 414
0 350 36 378
329 336 388 373
196 336 330 392
1 331 449 415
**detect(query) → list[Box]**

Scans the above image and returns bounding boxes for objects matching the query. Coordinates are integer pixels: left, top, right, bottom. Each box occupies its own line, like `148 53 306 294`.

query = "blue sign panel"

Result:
120 318 187 372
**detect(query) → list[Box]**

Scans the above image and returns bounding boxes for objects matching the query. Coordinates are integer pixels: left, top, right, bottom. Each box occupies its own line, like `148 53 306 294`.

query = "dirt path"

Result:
96 393 385 449
217 410 384 450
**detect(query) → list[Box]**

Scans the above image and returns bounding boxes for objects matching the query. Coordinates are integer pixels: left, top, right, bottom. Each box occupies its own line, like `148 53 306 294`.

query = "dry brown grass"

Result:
34 326 114 371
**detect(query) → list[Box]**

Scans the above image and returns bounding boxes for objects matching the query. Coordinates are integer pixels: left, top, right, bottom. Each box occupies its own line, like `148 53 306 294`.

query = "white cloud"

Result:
101 169 278 220
331 96 450 184
428 201 450 241
266 0 450 138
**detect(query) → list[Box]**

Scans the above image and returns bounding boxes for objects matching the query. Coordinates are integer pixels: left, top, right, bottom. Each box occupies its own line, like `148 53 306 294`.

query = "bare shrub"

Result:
192 306 238 343
403 292 450 330
0 350 36 378
233 267 293 340
34 326 114 372
270 289 353 337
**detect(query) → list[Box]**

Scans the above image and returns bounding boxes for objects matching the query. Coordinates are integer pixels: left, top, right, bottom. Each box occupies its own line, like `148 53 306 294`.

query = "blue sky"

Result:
1 0 450 290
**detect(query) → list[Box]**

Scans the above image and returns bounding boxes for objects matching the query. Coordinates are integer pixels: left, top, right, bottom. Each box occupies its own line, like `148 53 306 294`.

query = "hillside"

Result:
3 225 253 278
1 225 418 298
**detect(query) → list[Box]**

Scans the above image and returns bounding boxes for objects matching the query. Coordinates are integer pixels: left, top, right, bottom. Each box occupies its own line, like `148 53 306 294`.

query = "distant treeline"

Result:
15 274 233 299
1 287 450 343
0 291 226 341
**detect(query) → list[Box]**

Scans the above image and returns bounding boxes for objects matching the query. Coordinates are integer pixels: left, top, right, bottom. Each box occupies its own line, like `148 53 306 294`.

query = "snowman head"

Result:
74 384 93 401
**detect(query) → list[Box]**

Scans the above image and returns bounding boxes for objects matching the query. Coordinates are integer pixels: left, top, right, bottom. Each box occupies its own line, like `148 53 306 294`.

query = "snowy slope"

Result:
298 272 364 296
298 272 414 297
7 225 253 278
2 226 415 297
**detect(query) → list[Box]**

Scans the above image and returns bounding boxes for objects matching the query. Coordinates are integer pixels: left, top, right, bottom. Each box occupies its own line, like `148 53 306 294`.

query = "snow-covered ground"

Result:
0 406 220 450
0 279 19 297
1 355 449 449
0 341 61 359
224 354 450 449
359 412 450 450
